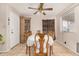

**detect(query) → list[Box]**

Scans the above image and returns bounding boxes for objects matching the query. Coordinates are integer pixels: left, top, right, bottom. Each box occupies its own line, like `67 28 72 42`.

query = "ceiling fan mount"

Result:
28 3 53 15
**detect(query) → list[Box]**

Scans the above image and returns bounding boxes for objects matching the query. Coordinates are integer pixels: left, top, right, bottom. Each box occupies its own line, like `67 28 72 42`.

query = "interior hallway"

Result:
0 42 78 56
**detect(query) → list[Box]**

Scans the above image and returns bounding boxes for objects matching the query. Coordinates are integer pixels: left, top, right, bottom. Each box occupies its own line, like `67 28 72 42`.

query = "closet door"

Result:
8 11 20 48
8 15 15 48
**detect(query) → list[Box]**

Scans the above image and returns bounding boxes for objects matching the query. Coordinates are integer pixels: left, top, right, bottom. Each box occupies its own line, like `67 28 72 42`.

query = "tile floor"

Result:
0 42 78 56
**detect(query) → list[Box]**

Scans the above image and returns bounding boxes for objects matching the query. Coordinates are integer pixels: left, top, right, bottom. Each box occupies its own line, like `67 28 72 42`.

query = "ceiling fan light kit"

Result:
28 3 53 15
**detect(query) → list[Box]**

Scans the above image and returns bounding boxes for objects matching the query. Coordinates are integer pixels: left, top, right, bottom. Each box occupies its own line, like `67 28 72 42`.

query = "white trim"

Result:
56 40 79 55
0 48 10 53
0 43 19 53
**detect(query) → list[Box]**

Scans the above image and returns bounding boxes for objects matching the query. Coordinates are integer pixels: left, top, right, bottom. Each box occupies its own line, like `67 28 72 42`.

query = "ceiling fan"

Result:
28 3 53 15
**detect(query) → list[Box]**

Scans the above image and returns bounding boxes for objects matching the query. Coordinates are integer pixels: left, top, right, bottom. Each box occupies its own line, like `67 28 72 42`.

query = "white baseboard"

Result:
56 40 79 56
0 48 10 53
0 43 20 53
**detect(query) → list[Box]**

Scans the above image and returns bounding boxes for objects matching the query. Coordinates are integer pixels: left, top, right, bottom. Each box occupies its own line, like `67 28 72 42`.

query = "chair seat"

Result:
36 42 47 53
48 36 54 46
43 48 47 53
36 49 40 53
36 48 47 53
36 42 40 49
27 34 35 46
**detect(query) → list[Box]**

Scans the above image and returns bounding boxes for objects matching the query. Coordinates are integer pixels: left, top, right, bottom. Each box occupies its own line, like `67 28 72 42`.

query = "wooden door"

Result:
20 16 31 43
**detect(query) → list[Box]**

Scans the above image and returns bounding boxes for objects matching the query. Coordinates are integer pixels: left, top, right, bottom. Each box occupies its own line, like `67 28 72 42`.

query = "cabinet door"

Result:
42 19 55 33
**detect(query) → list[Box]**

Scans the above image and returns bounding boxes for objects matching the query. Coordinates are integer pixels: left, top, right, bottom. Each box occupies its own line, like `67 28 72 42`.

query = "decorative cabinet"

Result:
42 19 55 33
20 16 31 43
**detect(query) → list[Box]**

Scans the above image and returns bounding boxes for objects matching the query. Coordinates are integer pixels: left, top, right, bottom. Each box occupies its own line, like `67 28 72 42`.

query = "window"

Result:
62 10 74 32
62 20 69 32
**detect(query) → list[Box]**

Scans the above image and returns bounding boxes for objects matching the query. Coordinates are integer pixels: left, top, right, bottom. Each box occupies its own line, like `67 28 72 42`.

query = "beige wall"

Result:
0 4 8 51
56 4 79 54
0 4 20 52
31 15 55 33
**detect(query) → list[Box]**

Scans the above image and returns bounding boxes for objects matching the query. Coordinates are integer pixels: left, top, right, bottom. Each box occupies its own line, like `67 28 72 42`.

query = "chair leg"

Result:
50 46 52 56
52 46 53 54
29 46 31 56
26 46 27 54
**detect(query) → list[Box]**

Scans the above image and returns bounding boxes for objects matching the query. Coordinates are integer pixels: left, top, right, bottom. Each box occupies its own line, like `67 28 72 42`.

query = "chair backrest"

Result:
34 33 49 56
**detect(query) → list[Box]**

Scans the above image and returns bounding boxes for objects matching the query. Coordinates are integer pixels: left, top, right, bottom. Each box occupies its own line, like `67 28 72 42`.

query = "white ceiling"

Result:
8 3 72 16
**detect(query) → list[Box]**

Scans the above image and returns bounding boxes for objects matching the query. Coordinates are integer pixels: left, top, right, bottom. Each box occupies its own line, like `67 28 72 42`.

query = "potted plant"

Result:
0 34 5 44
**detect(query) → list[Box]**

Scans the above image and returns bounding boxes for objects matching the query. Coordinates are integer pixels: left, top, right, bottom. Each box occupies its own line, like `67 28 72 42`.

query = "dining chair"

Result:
34 33 49 56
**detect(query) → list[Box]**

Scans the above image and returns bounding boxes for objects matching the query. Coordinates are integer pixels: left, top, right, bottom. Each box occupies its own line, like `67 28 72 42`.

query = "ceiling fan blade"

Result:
43 8 53 10
43 12 46 15
28 7 37 10
33 11 38 14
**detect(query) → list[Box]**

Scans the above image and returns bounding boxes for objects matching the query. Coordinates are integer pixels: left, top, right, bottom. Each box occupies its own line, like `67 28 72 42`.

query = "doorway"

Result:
20 16 31 43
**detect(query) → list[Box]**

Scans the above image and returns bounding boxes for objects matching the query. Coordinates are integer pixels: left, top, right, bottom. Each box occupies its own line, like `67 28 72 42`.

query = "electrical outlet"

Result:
64 41 66 44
